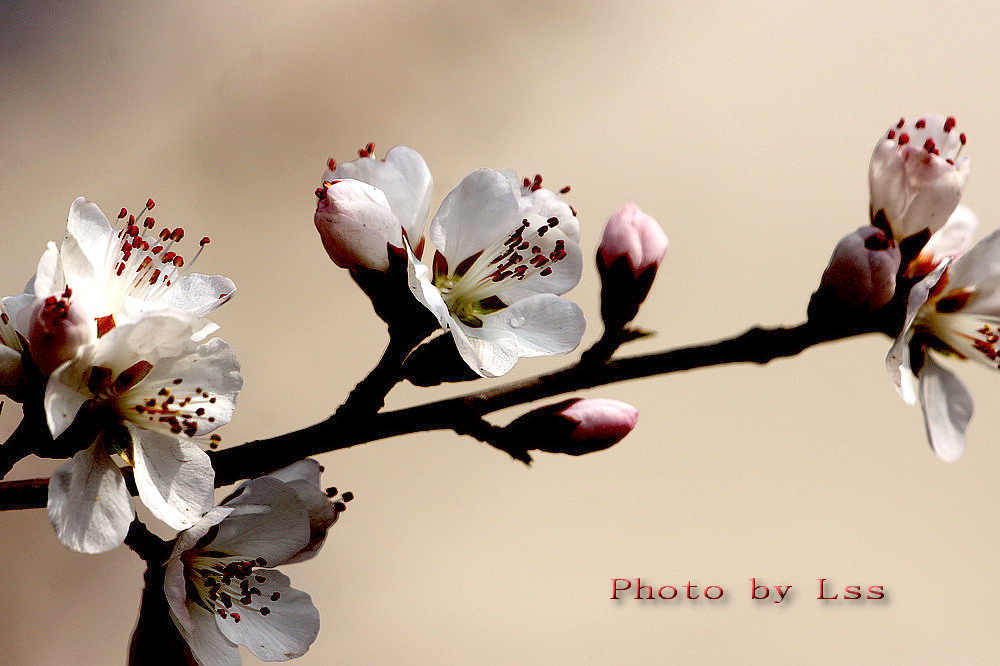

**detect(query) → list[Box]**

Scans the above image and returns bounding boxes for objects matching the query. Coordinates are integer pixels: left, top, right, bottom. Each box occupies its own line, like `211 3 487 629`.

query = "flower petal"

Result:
180 602 241 666
211 477 310 566
165 506 235 633
918 354 973 462
429 169 521 266
481 293 586 359
47 442 133 553
132 427 215 530
214 569 320 662
161 273 237 318
60 197 112 285
0 345 23 392
326 145 433 242
267 460 337 565
44 360 90 437
452 323 519 378
887 260 949 405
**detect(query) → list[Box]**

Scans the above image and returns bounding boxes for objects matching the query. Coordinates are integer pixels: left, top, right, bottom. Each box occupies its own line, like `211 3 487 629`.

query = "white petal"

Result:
452 323 519 378
918 354 973 462
31 242 65 298
122 337 242 436
268 460 337 565
214 569 320 662
44 360 90 437
132 427 215 530
90 311 200 370
161 273 237 318
487 223 583 302
887 260 949 405
481 294 586 359
429 169 522 266
165 507 234 634
948 228 1000 288
4 292 38 336
47 442 133 553
211 477 310 566
406 252 456 331
326 145 433 242
180 603 241 666
61 197 112 285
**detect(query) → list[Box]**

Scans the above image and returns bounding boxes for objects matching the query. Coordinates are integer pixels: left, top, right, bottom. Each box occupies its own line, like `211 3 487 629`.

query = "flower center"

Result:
432 216 569 327
187 554 279 623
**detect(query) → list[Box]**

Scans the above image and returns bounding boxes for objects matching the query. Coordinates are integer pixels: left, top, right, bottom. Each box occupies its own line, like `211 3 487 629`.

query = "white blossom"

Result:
886 229 1000 461
165 460 344 666
407 168 585 377
46 311 242 553
869 114 969 241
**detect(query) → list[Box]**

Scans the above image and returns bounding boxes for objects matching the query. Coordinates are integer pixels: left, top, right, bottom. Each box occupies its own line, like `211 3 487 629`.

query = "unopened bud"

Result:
596 203 668 329
505 398 639 456
314 179 405 272
869 114 970 241
26 290 93 374
818 226 901 311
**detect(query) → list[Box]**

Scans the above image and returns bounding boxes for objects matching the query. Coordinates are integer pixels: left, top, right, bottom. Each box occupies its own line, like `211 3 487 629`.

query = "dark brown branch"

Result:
0 320 868 510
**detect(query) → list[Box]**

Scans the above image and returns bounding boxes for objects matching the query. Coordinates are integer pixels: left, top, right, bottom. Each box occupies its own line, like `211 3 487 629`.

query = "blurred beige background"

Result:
2 0 1000 663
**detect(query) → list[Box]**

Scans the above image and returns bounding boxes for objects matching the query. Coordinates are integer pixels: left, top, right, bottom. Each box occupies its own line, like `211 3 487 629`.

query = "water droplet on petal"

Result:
510 316 525 328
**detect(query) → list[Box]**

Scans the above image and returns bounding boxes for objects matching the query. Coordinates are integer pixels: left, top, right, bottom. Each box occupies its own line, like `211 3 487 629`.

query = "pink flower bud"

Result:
596 203 668 329
597 202 668 276
869 114 970 241
819 226 901 311
26 288 93 375
505 398 639 456
314 179 405 272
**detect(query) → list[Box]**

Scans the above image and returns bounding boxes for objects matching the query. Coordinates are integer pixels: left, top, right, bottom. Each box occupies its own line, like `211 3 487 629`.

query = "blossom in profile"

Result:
504 397 639 455
869 114 969 241
407 168 585 377
3 197 235 369
164 460 346 665
45 311 242 553
886 228 1000 461
596 202 668 328
315 144 433 271
0 304 24 397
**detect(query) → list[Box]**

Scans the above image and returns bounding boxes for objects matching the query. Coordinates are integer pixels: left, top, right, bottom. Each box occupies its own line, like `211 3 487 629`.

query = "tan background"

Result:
2 1 999 663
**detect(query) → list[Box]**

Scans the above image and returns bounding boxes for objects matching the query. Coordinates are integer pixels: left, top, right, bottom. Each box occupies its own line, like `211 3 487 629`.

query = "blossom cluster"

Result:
820 114 997 461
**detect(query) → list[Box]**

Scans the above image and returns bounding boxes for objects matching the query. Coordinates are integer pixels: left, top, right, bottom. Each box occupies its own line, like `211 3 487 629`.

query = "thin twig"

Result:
0 320 868 510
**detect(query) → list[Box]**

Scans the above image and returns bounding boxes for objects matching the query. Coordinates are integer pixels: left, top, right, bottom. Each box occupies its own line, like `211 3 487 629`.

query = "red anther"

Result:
200 236 211 246
172 256 184 267
887 130 896 140
62 286 72 298
944 116 957 132
116 263 125 276
149 269 161 284
44 295 57 306
171 228 185 241
146 198 155 210
960 132 967 145
327 158 337 170
128 215 135 224
947 158 955 165
151 245 163 255
118 208 128 219
159 228 171 241
315 187 326 200
898 133 910 145
128 225 139 237
896 117 905 129
559 186 571 194
522 177 530 188
915 118 926 129
161 251 177 263
923 138 936 152
366 142 375 154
